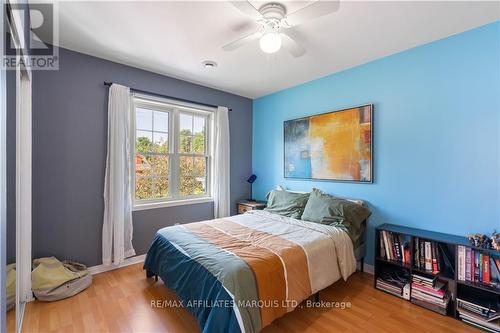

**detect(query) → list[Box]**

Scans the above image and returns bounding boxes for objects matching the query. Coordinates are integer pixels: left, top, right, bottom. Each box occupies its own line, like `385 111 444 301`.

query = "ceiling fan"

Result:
223 1 340 57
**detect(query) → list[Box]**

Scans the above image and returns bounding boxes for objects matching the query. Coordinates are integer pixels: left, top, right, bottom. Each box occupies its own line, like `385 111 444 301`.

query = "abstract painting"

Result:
284 104 373 182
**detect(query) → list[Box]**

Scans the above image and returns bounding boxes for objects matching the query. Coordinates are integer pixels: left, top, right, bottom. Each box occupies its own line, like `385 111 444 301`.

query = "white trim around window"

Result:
131 94 214 211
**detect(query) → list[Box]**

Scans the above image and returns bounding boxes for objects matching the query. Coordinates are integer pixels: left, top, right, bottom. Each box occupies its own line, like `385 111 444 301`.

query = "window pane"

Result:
154 111 168 132
180 176 195 196
136 108 152 131
153 132 168 153
192 133 205 154
136 177 153 200
135 154 153 177
150 155 169 178
193 177 206 194
136 131 153 153
193 157 206 176
180 176 206 196
179 134 192 153
180 113 193 133
180 156 193 176
154 177 169 198
193 116 205 135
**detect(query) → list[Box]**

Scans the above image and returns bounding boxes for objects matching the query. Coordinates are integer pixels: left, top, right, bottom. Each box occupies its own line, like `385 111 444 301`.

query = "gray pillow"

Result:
301 188 371 245
264 190 310 219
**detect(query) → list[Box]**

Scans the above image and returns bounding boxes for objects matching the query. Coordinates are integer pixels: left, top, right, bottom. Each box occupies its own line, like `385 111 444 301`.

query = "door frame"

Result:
0 1 7 331
6 1 33 332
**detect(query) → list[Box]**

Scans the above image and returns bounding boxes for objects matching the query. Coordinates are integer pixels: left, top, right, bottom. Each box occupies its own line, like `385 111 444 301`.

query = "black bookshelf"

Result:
374 223 500 331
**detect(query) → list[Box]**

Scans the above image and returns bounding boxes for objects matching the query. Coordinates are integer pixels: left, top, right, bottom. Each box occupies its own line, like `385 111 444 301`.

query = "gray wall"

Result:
32 47 253 266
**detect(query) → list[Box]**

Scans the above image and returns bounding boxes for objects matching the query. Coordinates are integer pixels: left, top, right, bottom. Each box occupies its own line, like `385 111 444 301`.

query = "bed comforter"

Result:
143 210 357 333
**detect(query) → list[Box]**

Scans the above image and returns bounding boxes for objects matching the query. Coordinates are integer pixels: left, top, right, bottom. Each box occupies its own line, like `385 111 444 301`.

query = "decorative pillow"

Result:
264 190 310 219
301 188 371 245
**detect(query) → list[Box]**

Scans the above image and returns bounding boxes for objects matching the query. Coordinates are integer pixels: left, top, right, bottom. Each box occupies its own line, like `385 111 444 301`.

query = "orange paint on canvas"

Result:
308 106 371 181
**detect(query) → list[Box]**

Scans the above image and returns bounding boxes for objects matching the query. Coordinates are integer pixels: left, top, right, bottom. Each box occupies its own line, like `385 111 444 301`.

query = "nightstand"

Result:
237 200 267 214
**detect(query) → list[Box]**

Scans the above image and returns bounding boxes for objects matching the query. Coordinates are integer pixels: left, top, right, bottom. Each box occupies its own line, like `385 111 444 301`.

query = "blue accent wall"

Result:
252 21 500 265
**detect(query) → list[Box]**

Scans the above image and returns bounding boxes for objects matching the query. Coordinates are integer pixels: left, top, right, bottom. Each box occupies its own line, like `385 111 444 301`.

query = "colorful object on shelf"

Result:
467 233 492 249
492 231 500 251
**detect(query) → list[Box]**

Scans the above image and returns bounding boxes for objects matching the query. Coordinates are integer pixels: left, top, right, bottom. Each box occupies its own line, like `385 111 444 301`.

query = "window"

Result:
132 96 212 209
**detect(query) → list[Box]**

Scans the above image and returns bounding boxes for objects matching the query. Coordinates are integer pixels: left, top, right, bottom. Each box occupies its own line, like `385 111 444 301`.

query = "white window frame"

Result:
131 94 214 211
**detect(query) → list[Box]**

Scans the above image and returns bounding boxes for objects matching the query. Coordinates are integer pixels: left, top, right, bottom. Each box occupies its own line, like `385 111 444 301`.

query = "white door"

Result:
15 62 32 330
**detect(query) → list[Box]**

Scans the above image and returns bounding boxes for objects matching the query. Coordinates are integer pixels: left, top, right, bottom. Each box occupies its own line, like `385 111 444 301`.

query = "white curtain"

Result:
102 84 135 266
213 106 230 218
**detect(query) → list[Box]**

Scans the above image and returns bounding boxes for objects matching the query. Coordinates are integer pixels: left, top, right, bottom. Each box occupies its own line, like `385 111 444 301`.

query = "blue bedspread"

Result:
144 233 241 333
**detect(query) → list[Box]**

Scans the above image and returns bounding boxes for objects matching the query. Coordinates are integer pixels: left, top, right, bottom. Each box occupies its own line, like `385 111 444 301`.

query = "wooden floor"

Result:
19 263 479 333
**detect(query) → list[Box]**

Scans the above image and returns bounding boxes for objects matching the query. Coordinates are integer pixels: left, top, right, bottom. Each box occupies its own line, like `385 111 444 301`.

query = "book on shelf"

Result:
475 251 481 283
458 245 465 281
424 241 432 271
411 238 449 275
457 297 500 332
465 247 472 282
457 246 500 289
411 273 449 315
376 266 410 298
376 278 403 297
412 297 448 316
378 230 410 264
457 298 497 318
431 242 439 273
419 239 425 269
379 232 385 258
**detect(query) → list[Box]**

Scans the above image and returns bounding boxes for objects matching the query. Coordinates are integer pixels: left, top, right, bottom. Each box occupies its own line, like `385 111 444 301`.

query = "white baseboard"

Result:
88 254 146 275
363 263 374 275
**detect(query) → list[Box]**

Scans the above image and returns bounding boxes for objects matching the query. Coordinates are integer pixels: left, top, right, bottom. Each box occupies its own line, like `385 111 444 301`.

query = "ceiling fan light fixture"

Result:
259 31 282 54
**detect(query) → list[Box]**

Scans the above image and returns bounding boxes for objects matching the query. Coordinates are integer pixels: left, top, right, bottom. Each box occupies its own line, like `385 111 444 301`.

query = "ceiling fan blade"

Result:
222 30 262 51
285 0 340 27
229 1 263 20
281 32 306 57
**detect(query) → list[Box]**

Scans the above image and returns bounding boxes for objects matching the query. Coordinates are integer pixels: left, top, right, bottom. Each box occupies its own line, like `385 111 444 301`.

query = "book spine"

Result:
471 250 475 283
436 243 441 272
391 234 398 261
379 231 385 258
474 251 480 283
457 245 465 281
404 246 411 265
400 235 405 263
479 253 483 283
414 237 419 267
489 257 499 287
431 242 438 273
465 247 472 282
482 254 490 285
394 234 401 261
419 240 425 269
383 231 391 260
425 241 432 271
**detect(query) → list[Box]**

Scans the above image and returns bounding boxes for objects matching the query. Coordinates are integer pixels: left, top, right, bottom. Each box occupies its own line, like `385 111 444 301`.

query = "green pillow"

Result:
264 190 310 219
301 188 371 245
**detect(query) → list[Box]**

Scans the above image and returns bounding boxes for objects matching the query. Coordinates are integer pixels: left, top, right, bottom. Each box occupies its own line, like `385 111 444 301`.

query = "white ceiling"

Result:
45 1 499 98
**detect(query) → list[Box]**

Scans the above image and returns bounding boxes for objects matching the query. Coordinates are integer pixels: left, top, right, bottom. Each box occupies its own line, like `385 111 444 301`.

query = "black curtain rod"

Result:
103 81 232 111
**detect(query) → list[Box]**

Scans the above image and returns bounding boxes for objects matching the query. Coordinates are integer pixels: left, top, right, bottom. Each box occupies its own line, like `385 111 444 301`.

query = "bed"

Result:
144 209 362 333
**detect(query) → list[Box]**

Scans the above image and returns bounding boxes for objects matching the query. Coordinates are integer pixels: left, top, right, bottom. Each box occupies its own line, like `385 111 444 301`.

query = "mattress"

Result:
143 210 357 333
